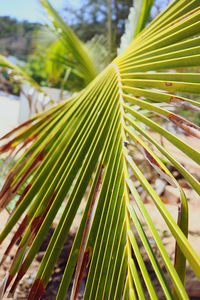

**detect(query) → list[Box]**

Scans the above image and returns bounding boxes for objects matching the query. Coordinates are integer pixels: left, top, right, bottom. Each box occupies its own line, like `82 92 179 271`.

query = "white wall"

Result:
19 84 72 123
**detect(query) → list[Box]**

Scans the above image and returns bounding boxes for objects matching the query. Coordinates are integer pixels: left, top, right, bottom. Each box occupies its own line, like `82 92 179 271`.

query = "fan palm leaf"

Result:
0 1 200 299
40 0 97 85
0 0 98 104
0 54 55 111
0 55 51 97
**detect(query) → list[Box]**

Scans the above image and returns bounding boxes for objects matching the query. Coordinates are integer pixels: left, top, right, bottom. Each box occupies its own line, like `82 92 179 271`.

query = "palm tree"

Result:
0 0 200 299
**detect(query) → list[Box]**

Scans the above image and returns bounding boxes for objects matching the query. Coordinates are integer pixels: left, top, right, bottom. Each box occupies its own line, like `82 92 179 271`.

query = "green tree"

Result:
64 0 133 51
0 16 41 60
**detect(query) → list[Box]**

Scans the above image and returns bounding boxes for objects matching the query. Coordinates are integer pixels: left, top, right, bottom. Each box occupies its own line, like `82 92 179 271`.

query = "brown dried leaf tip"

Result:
3 215 29 259
165 82 173 87
74 248 91 300
12 149 45 193
29 190 56 244
0 119 32 141
168 113 200 139
28 278 45 300
137 143 175 186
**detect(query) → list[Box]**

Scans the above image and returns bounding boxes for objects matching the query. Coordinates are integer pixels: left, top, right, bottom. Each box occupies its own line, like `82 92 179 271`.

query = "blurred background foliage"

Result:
0 0 171 88
2 0 199 127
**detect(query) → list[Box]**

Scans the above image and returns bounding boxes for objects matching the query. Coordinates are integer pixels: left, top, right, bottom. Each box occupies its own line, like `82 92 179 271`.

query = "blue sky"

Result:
0 0 80 23
0 0 170 24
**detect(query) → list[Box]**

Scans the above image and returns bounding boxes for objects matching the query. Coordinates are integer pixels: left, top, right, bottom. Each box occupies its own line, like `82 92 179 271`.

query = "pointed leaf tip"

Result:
72 248 91 300
28 278 45 300
3 215 28 259
0 272 9 300
168 113 200 139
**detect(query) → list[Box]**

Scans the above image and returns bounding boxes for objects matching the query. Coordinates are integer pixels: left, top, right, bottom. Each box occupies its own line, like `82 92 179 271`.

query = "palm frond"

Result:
40 0 97 85
0 55 55 110
0 0 98 101
0 1 200 299
0 55 45 94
